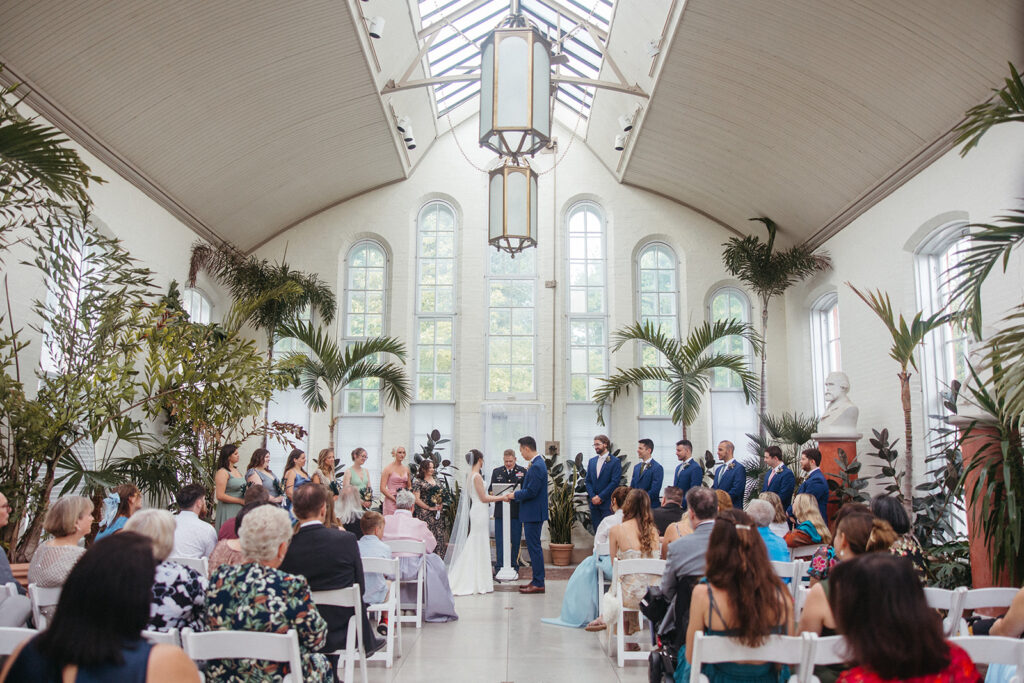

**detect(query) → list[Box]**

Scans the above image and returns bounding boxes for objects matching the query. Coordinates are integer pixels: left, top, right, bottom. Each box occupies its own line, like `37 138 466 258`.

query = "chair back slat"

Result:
809 634 848 665
0 627 36 656
594 541 610 556
168 556 209 577
615 558 666 577
142 628 179 646
361 557 399 577
383 539 426 557
790 544 820 560
312 585 362 609
689 631 804 683
950 635 1024 667
181 627 300 663
961 587 1019 611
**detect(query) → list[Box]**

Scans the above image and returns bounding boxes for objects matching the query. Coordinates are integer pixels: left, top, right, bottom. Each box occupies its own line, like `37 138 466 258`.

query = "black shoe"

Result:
376 623 388 637
365 636 386 656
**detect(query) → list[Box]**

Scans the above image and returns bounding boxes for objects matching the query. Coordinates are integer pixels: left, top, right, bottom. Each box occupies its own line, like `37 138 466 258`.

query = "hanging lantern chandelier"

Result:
480 3 551 257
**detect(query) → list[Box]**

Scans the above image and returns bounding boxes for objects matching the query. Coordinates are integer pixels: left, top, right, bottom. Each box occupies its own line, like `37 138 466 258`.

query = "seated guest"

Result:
829 554 981 682
714 489 733 512
357 512 394 606
658 487 718 635
279 483 383 658
543 485 629 628
171 484 216 558
383 490 457 623
337 485 365 538
758 491 790 538
870 494 927 582
208 501 267 576
0 532 199 682
747 499 791 563
96 483 142 539
653 486 685 536
0 492 31 626
985 586 1024 683
205 505 331 682
681 509 794 681
28 495 91 621
784 493 832 548
806 502 872 583
586 489 661 632
216 484 270 540
124 510 207 633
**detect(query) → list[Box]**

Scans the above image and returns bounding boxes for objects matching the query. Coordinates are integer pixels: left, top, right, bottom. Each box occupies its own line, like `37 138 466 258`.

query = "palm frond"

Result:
609 320 680 359
721 218 832 300
343 360 412 411
848 283 949 370
593 366 671 426
956 62 1024 157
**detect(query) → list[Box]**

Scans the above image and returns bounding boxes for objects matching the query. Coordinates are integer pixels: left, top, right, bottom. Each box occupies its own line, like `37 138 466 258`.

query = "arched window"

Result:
915 221 970 431
565 202 608 459
181 287 212 325
636 242 678 416
487 244 536 399
343 240 388 414
708 286 757 451
809 292 841 415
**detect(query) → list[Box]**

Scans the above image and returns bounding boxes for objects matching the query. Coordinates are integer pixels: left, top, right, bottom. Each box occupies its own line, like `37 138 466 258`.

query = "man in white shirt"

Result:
171 484 217 559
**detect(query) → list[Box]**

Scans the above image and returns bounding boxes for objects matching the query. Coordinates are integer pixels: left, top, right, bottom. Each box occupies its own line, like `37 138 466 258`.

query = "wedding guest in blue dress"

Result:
542 486 629 628
282 448 312 520
982 585 1024 683
677 509 794 683
96 483 142 540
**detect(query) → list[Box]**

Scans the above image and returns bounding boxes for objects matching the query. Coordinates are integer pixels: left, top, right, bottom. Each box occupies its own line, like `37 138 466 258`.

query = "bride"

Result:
446 449 506 596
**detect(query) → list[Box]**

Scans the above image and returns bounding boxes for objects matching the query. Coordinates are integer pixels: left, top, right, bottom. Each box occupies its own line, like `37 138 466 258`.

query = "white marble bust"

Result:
817 371 859 435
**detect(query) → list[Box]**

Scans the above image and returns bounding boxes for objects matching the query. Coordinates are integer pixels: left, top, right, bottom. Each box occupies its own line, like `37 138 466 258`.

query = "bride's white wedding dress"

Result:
447 472 494 596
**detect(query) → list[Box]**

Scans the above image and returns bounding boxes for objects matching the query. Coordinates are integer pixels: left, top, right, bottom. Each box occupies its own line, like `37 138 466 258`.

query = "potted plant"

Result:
546 451 589 566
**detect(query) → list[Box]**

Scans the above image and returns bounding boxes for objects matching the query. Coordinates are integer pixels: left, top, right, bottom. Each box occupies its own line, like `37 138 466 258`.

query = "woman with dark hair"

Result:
281 448 311 517
411 459 447 555
681 509 794 682
245 448 285 505
586 488 661 633
870 494 926 581
829 553 980 682
0 532 199 682
214 444 245 533
96 483 142 539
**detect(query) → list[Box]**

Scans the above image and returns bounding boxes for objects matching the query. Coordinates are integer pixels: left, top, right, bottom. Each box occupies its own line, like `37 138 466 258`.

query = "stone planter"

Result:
548 542 574 566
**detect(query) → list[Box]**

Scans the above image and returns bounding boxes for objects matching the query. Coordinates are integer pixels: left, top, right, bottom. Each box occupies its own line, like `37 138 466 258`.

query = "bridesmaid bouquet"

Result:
360 485 374 506
426 485 443 509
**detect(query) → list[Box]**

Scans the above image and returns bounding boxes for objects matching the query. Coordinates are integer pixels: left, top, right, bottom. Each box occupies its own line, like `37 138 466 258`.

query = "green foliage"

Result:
411 429 449 478
867 428 905 501
913 420 966 550
546 452 589 544
831 447 869 506
848 286 949 372
746 411 818 497
955 62 1024 157
925 540 972 590
595 319 762 432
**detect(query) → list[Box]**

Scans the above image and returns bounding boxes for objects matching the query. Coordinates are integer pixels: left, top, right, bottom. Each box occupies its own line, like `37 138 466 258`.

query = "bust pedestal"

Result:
813 431 862 524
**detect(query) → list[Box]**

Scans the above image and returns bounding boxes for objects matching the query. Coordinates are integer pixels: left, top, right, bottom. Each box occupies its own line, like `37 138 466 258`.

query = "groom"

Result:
505 435 547 594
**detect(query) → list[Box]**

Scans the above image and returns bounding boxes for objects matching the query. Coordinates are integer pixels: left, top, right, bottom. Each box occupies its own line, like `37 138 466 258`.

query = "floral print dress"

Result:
412 477 448 556
148 560 208 632
205 562 331 682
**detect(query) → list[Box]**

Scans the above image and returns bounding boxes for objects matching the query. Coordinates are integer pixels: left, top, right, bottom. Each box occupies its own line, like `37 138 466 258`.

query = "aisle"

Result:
362 579 651 682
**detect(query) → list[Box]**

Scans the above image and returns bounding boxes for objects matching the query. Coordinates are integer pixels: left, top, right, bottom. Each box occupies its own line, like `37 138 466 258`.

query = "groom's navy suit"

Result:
513 453 548 587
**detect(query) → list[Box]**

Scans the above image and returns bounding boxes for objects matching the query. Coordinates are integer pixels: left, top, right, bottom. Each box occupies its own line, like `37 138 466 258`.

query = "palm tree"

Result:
848 285 949 507
187 241 336 357
594 319 762 438
955 62 1024 157
721 217 832 435
277 320 411 451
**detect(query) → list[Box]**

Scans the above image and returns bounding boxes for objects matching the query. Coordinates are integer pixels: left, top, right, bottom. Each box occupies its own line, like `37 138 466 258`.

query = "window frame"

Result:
707 286 755 392
342 239 390 416
414 200 458 405
485 249 538 400
809 291 841 416
634 241 680 417
565 201 609 405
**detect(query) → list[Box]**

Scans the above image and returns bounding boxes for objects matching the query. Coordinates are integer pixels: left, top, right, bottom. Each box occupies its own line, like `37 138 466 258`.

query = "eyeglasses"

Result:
0 504 11 511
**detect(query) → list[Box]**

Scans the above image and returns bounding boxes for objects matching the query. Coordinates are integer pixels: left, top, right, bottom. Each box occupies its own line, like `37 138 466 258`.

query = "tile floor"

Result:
359 579 652 682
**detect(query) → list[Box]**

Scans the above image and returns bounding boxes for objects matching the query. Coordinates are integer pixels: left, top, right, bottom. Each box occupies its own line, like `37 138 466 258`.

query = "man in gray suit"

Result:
659 487 717 633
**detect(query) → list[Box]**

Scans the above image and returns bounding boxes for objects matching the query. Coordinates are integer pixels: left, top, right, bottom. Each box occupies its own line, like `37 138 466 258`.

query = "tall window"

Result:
181 288 212 325
810 292 841 415
637 242 678 416
413 201 457 452
267 305 311 472
708 287 757 453
566 203 608 459
915 222 970 432
487 248 536 397
343 241 388 414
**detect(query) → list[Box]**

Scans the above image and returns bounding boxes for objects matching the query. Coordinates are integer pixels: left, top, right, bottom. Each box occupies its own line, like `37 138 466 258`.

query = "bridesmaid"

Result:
310 448 340 501
281 448 311 515
411 459 447 556
380 446 411 516
244 448 285 505
341 448 373 509
213 444 245 533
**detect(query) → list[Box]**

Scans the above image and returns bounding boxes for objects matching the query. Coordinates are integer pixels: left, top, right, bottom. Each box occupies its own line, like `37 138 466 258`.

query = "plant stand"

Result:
813 431 862 523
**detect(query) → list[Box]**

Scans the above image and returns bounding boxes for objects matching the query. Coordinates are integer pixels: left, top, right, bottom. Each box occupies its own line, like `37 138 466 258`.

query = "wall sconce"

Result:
368 16 385 39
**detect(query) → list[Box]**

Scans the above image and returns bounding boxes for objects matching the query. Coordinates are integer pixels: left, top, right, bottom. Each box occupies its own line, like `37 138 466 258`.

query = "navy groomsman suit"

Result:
762 464 796 509
791 468 829 523
630 459 664 509
585 452 621 528
712 460 746 509
672 458 703 509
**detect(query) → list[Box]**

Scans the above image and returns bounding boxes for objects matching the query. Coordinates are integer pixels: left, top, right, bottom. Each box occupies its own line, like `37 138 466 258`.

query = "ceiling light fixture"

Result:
645 39 660 58
614 135 625 151
368 16 385 39
396 116 411 133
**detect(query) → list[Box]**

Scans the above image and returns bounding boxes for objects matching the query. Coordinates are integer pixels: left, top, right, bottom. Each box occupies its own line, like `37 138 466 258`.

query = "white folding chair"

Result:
611 557 666 667
383 539 426 629
168 555 209 577
771 560 807 602
2 582 19 599
950 635 1024 680
181 627 303 683
28 584 61 630
923 586 967 636
142 628 180 646
795 586 812 622
594 540 610 602
361 556 402 667
0 627 36 656
804 632 848 668
790 545 820 560
689 631 804 683
311 586 368 683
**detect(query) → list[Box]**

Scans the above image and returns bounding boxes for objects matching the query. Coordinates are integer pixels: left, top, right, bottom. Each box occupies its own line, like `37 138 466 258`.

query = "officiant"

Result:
489 449 526 572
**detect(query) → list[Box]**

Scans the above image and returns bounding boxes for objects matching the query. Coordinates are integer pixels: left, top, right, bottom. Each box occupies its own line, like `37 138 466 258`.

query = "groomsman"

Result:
585 434 621 528
671 439 703 509
489 449 526 571
762 445 796 509
788 448 829 524
711 440 746 509
630 439 664 509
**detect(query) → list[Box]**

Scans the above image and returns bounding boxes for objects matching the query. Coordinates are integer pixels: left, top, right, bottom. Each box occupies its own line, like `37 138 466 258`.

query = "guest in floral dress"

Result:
871 494 927 583
412 460 448 556
28 496 92 622
205 505 331 682
124 509 207 633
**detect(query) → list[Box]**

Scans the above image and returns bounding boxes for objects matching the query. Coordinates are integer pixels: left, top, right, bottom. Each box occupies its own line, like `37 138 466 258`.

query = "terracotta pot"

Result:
549 542 574 566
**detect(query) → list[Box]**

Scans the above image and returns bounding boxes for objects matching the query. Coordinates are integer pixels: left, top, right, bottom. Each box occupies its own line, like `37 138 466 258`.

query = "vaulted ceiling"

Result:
1 0 1021 251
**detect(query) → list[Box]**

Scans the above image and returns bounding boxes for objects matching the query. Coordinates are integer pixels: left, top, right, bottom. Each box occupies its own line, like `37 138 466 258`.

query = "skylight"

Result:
417 0 615 123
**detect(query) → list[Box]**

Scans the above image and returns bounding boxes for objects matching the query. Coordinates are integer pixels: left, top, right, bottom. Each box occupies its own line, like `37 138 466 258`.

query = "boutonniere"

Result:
727 461 735 470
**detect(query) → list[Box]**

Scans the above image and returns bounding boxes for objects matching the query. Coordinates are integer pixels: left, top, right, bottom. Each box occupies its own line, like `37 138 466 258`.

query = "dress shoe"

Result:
518 584 545 594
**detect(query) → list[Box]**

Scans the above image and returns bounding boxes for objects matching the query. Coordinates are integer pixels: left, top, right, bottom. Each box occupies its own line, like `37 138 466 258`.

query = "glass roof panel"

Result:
417 0 615 122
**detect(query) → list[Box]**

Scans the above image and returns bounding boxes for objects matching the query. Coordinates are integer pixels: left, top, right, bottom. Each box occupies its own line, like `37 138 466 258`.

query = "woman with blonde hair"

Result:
336 485 366 538
380 446 411 516
758 491 789 538
28 496 92 620
785 493 832 547
310 448 340 500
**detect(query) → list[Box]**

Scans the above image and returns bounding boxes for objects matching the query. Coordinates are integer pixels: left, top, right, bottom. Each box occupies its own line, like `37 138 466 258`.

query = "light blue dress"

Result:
542 510 621 628
284 470 311 522
96 516 128 540
986 664 1016 683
